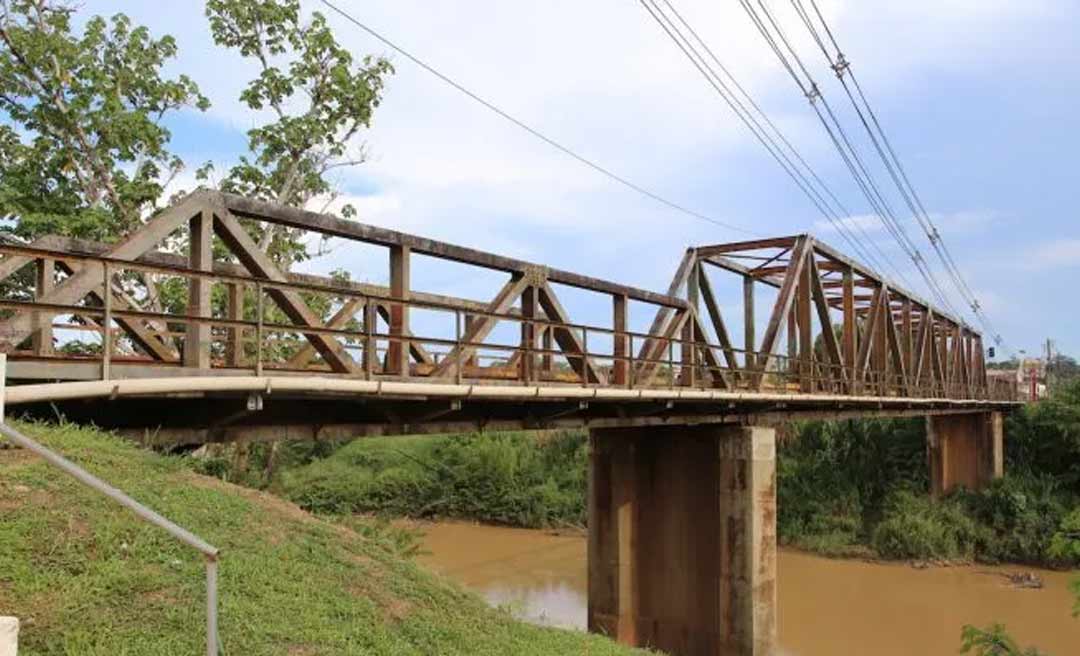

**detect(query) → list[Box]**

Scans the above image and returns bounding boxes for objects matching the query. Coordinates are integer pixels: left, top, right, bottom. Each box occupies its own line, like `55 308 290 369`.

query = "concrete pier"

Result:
927 411 1004 497
587 424 777 656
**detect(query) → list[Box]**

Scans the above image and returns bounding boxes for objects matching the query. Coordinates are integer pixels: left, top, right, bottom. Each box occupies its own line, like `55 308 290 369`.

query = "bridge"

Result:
0 190 1020 656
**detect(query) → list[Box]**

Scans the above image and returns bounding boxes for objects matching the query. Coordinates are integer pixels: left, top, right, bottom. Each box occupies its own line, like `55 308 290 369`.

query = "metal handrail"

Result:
0 366 221 656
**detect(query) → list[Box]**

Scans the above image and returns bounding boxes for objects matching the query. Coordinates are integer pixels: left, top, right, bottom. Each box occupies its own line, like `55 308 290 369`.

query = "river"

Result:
414 521 1079 655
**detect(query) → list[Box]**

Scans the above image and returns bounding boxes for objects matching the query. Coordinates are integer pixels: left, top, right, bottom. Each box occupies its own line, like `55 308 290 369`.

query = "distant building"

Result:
988 358 1046 401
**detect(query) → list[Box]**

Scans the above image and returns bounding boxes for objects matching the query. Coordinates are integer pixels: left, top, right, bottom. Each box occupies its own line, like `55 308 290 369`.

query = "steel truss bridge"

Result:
0 190 1024 656
0 190 1017 445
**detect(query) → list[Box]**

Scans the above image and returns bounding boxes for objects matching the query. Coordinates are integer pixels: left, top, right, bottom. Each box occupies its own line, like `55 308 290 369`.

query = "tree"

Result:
204 0 393 266
0 0 209 242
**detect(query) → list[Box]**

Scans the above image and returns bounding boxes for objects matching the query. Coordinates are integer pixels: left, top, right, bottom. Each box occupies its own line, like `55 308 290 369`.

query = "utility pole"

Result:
1045 338 1055 394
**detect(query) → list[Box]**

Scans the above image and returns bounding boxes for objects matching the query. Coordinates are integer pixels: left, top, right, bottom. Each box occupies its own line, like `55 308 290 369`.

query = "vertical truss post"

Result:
520 285 537 382
681 262 700 387
797 255 813 392
842 266 856 393
786 301 797 383
873 288 889 395
388 244 410 377
743 276 755 375
184 210 214 370
902 298 913 380
612 293 628 386
32 257 55 356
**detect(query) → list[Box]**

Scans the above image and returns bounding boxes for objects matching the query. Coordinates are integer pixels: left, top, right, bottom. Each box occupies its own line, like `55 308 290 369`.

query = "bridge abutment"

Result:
927 411 1004 497
588 424 777 656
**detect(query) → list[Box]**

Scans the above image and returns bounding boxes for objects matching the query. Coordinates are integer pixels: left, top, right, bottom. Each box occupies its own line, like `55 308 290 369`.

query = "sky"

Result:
78 0 1080 359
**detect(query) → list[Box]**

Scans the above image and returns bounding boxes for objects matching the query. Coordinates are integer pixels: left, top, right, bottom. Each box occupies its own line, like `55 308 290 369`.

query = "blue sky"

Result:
80 1 1080 359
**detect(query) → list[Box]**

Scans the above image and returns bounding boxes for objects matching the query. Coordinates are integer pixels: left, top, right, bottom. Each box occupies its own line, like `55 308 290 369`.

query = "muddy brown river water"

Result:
415 521 1079 655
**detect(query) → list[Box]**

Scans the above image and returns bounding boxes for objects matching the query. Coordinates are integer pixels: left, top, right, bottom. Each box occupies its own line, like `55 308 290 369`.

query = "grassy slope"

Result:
0 422 643 656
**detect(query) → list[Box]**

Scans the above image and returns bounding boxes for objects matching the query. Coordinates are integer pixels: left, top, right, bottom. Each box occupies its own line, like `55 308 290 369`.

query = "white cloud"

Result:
73 0 1063 312
1027 239 1080 269
813 213 886 235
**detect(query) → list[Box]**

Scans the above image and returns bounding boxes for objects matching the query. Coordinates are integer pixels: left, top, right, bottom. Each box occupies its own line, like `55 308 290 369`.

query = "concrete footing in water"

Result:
587 424 777 656
927 411 1004 497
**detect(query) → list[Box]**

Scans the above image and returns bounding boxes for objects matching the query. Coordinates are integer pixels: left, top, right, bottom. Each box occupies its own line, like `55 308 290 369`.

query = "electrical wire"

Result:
317 0 753 236
638 0 913 281
795 0 1008 349
738 0 964 316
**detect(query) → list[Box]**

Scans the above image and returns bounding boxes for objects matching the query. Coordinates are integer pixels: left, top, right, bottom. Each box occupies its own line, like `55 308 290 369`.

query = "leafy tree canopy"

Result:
203 0 393 265
0 0 209 242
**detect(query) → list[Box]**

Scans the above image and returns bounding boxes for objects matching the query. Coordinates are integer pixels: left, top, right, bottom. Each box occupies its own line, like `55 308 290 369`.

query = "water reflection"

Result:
415 521 1080 655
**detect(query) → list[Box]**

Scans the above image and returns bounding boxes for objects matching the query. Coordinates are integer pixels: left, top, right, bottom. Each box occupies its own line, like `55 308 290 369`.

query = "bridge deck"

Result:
0 191 1020 443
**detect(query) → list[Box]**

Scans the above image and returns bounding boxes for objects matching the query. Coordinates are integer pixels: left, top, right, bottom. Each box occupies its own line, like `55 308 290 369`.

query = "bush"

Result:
1006 379 1080 493
871 490 979 561
778 418 926 553
955 475 1072 565
1047 509 1080 565
280 430 588 529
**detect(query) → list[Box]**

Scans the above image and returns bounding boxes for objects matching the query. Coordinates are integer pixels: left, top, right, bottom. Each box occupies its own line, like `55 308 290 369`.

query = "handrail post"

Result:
206 556 219 656
668 338 675 390
581 327 588 388
454 309 463 385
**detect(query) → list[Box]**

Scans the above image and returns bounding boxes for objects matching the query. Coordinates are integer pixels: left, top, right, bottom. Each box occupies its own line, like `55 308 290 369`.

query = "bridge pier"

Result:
588 424 777 656
927 411 1004 497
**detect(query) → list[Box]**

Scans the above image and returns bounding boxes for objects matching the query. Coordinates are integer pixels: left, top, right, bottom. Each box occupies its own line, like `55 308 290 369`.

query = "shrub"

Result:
1006 379 1080 493
956 475 1074 566
871 490 979 561
1047 509 1080 565
280 431 588 529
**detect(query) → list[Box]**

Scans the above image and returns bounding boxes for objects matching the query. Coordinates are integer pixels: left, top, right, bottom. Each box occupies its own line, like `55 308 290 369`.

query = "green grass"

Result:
0 421 645 655
277 430 588 529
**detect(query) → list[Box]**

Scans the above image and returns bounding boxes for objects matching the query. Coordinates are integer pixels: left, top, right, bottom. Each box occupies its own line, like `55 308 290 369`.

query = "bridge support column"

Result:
927 411 1003 497
588 424 777 656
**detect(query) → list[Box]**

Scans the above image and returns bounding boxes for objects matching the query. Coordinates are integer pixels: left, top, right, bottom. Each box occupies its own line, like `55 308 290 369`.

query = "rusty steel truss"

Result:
0 191 1019 442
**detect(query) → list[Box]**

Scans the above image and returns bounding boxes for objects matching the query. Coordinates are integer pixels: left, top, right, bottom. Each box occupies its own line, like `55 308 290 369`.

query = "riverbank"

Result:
411 520 1080 656
0 421 645 655
275 414 1080 568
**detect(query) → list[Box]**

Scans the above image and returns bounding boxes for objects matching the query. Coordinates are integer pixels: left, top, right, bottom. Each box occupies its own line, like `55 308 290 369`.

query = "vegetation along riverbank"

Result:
259 379 1080 569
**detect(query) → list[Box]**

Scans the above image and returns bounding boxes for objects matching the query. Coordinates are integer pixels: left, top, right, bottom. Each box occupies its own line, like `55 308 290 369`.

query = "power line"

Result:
737 0 962 316
637 0 905 280
317 0 752 236
793 0 1007 349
